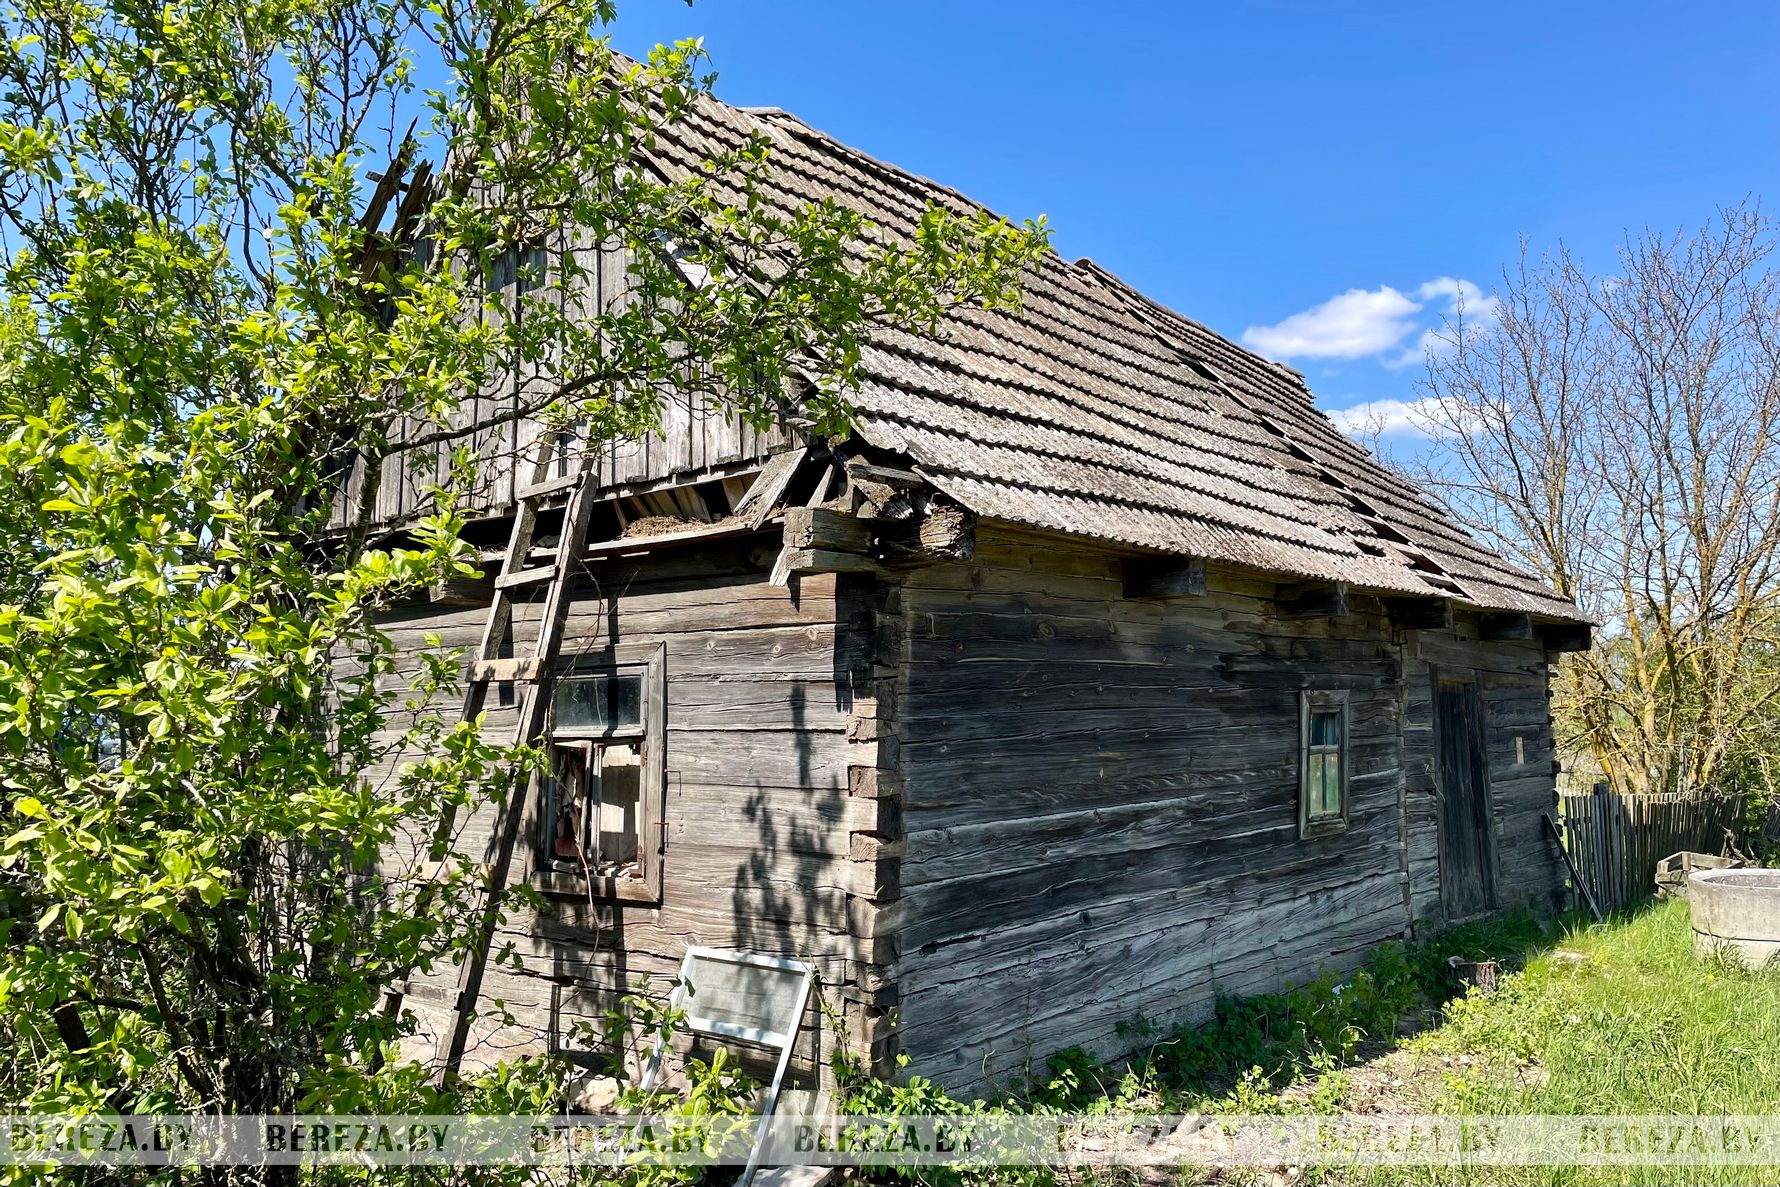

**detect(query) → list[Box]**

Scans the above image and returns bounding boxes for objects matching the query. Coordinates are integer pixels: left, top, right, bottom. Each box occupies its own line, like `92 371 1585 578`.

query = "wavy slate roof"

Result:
642 93 1581 621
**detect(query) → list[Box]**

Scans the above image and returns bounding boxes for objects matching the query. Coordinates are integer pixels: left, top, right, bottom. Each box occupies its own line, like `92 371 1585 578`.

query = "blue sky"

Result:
610 0 1780 433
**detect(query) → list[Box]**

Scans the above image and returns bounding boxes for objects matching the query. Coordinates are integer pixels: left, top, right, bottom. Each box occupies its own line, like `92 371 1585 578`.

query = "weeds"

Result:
597 903 1780 1185
1028 910 1550 1115
1424 900 1780 1117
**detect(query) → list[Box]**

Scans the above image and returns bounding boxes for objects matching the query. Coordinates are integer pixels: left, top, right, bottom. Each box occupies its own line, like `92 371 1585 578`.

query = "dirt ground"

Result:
1119 1007 1551 1186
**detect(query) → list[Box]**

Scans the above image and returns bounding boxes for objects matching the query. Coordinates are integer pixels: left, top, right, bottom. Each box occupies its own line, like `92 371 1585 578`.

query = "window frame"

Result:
530 642 666 904
1298 689 1350 840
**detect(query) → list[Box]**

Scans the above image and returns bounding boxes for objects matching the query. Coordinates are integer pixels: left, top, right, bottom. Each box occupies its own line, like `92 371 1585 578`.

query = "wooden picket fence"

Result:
1557 787 1745 914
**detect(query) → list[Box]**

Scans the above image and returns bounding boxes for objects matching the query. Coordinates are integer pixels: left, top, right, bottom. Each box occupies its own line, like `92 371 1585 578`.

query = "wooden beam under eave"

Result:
1539 622 1593 653
1123 557 1206 600
1479 611 1534 641
1384 596 1453 631
872 496 975 566
769 547 882 588
782 505 872 554
1278 581 1349 619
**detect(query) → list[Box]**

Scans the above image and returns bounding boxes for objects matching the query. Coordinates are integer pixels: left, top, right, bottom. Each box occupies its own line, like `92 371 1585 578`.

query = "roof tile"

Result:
646 98 1581 621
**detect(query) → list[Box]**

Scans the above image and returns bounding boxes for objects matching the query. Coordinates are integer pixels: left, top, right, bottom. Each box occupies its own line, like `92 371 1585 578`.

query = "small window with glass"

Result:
1299 690 1349 839
538 645 665 902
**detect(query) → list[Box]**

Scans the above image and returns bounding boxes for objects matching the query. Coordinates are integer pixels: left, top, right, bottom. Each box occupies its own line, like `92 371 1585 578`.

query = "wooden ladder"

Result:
379 428 604 1077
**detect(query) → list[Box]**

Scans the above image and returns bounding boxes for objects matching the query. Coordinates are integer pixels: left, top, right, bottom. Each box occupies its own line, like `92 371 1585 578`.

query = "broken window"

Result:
1299 690 1349 839
553 672 642 732
539 645 665 902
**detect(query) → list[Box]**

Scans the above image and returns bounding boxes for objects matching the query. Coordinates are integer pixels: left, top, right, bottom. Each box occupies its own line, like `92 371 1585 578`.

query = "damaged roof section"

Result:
641 97 1582 622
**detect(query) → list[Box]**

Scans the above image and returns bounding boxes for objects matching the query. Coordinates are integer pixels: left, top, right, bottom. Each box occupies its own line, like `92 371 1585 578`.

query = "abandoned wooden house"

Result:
350 91 1590 1094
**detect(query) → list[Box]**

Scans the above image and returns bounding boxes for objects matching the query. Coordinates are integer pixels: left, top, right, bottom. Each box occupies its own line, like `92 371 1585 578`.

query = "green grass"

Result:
1016 902 1780 1186
1424 900 1780 1117
1345 899 1780 1186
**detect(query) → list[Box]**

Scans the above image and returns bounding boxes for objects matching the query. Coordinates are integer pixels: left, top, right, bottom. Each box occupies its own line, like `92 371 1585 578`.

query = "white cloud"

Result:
1420 278 1503 337
1385 277 1504 369
1385 327 1454 371
1240 286 1422 360
1417 276 1487 308
1242 276 1501 367
1325 395 1484 440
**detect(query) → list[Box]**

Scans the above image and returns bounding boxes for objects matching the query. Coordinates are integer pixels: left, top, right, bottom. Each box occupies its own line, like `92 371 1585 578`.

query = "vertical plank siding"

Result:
326 240 792 534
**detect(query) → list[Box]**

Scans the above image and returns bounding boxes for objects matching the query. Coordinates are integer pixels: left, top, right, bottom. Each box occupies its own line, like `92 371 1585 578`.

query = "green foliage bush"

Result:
0 0 1046 1146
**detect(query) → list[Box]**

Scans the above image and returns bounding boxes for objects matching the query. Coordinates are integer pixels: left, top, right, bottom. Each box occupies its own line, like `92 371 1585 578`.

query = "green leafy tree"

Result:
0 0 1047 1162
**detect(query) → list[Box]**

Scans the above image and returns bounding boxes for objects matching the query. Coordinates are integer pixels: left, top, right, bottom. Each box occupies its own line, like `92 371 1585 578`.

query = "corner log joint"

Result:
771 506 881 586
783 505 872 553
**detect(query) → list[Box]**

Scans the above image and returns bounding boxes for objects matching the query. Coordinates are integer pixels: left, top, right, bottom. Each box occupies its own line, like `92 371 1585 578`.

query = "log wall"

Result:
362 534 889 1089
880 524 1562 1092
357 518 1563 1099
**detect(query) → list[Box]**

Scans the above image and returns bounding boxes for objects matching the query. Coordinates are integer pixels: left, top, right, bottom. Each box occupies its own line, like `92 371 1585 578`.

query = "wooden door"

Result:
1435 675 1498 919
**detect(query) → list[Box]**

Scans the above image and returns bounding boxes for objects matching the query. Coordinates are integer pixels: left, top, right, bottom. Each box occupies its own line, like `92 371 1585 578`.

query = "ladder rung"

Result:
466 657 545 683
494 565 557 590
517 473 581 501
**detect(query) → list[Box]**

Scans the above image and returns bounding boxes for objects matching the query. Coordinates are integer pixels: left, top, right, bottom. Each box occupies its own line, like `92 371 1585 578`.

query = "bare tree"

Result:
1412 205 1780 796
